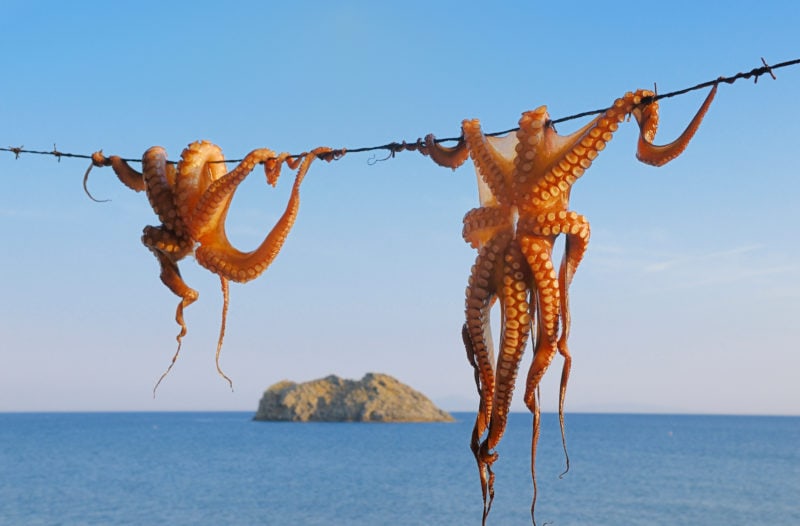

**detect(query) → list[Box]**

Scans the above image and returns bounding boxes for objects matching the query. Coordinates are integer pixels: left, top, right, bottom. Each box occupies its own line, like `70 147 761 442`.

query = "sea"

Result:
0 412 797 525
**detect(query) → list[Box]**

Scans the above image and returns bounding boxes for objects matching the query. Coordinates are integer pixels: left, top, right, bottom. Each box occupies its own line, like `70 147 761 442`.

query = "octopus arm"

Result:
194 147 332 283
523 89 703 211
462 322 494 520
533 99 631 196
424 133 469 169
188 147 278 241
462 205 514 249
483 241 531 454
525 106 604 177
465 233 510 427
89 151 146 192
462 120 516 206
635 84 717 166
142 147 185 235
148 242 199 394
175 141 229 228
520 235 561 408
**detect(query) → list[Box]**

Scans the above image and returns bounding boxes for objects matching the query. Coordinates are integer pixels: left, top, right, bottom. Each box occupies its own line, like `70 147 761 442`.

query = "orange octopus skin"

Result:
428 85 717 525
88 142 335 393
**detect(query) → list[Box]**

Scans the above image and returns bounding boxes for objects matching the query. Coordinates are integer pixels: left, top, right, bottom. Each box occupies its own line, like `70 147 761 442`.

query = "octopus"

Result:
86 141 338 392
424 85 717 524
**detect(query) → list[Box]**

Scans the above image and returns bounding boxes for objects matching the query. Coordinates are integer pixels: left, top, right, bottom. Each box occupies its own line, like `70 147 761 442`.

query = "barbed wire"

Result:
2 57 797 166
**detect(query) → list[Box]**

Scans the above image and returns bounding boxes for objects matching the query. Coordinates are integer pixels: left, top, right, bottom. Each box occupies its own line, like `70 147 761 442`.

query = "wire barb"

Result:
760 57 777 81
51 144 63 162
8 145 23 159
1 57 798 166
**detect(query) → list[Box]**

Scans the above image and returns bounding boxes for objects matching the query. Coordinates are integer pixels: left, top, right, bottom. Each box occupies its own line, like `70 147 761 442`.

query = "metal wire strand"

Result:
2 57 797 165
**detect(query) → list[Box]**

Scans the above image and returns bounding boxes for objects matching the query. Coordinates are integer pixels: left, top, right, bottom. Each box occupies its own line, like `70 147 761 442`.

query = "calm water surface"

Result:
1 412 797 525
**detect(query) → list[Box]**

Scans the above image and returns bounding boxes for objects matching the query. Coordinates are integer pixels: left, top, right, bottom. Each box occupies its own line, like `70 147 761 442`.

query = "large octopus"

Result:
425 85 717 524
87 142 337 392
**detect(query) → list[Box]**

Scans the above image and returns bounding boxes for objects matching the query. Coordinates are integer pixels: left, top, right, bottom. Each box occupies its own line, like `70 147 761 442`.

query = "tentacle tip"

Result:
152 368 172 398
82 160 111 203
263 157 281 187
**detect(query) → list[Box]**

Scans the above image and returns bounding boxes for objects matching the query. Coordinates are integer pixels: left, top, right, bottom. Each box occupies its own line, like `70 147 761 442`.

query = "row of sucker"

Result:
634 84 718 166
463 323 495 525
175 141 227 231
482 242 532 457
519 235 560 525
511 106 547 201
519 235 560 405
188 148 277 242
462 119 513 206
529 110 624 213
462 205 514 249
142 147 186 238
517 210 590 240
465 230 512 438
194 147 333 283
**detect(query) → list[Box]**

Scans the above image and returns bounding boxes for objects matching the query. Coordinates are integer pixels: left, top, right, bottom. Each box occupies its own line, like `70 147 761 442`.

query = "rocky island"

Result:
253 373 454 422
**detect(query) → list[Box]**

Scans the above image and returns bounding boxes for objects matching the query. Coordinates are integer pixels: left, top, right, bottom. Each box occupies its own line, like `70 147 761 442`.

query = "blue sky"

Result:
1 1 798 414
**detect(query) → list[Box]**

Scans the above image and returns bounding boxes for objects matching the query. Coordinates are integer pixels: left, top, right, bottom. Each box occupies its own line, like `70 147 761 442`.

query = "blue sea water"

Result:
0 412 797 525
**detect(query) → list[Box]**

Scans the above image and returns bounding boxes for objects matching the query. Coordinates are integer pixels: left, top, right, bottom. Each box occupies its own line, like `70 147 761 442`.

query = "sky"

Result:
1 1 798 415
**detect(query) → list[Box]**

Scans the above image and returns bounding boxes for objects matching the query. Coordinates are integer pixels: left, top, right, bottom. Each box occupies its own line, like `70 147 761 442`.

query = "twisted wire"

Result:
2 57 796 165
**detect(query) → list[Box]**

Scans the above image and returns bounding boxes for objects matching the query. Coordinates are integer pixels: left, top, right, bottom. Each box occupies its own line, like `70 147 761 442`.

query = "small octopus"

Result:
86 142 338 392
424 85 717 524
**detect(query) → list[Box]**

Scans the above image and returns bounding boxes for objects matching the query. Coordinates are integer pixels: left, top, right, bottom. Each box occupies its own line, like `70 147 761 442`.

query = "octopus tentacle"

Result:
89 151 146 192
215 275 233 389
634 84 718 166
520 235 560 405
522 99 640 215
462 120 516 207
146 240 199 395
462 323 488 446
462 323 494 525
194 147 331 283
474 240 531 524
141 226 196 304
518 234 561 520
187 147 277 242
557 222 590 476
529 384 542 525
465 232 511 439
142 147 185 237
518 210 589 474
482 241 532 455
423 133 469 170
464 230 507 521
462 205 514 249
176 141 229 228
512 106 548 199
